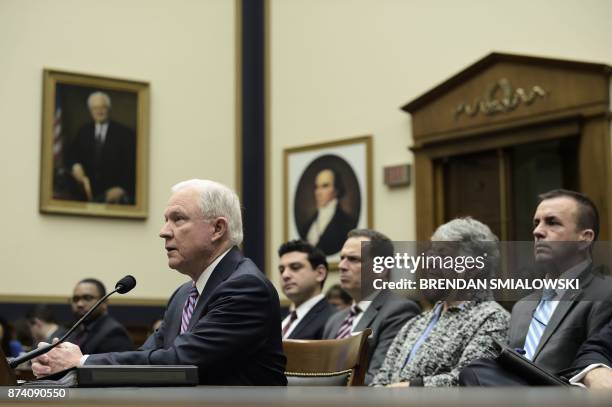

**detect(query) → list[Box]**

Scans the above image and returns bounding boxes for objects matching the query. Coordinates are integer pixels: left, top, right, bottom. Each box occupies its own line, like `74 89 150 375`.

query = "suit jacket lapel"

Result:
533 267 593 359
355 291 386 331
165 284 191 344
187 246 242 331
330 308 350 336
533 291 580 359
514 299 539 347
290 298 324 338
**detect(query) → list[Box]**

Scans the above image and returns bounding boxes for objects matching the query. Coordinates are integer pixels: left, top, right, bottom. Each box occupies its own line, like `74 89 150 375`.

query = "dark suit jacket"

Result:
86 247 288 386
299 205 357 256
570 317 612 371
322 290 420 384
287 297 336 340
68 313 134 355
67 120 136 203
508 266 612 373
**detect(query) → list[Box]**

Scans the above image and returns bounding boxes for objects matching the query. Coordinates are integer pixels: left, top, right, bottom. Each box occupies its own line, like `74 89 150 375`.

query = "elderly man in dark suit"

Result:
67 91 136 204
323 229 420 385
278 240 335 340
32 179 287 386
459 189 612 386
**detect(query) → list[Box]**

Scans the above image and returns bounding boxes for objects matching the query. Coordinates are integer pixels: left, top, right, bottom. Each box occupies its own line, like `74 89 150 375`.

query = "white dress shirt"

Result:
306 199 338 246
94 122 109 144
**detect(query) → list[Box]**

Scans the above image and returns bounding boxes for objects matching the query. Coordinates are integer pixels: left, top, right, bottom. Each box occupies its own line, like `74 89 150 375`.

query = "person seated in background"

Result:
325 284 352 311
26 305 67 347
565 317 612 389
279 240 335 340
323 228 420 385
66 278 134 354
459 189 612 386
0 317 24 358
14 318 34 353
371 217 510 387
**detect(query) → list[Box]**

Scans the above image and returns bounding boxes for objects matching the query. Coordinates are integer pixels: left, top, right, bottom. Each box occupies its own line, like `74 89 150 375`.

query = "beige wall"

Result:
0 0 236 300
2 0 612 303
268 0 612 295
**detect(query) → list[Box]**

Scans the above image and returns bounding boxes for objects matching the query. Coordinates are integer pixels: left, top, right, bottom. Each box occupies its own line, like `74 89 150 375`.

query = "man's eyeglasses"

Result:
70 295 98 303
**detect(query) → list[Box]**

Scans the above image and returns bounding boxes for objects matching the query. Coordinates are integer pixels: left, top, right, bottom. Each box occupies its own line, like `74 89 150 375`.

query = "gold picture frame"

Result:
39 69 149 218
284 135 373 266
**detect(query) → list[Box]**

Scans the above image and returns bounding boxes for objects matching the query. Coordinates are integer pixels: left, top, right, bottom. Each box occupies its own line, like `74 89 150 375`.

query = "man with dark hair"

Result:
323 228 420 384
459 189 612 386
298 168 357 256
538 189 600 240
66 278 134 355
279 240 336 339
326 284 352 311
26 305 66 347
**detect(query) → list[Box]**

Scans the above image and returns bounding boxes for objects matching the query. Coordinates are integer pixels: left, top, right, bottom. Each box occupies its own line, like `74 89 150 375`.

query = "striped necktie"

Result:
180 285 199 334
282 311 298 338
523 289 556 360
335 305 362 339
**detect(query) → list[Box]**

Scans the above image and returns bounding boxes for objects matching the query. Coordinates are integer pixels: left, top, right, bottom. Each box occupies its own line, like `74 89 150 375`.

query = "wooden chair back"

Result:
283 328 371 386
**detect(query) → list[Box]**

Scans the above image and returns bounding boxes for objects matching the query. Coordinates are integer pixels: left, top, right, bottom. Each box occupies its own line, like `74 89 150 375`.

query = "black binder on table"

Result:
493 339 569 386
22 365 199 387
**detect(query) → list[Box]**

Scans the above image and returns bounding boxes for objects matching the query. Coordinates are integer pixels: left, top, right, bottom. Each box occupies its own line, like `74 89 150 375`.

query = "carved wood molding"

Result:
455 78 548 118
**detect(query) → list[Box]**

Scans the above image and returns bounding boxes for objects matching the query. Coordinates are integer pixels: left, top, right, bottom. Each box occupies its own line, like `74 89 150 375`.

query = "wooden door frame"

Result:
403 53 611 241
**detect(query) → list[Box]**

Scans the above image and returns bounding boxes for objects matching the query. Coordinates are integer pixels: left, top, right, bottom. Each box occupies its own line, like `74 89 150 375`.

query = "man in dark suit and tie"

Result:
67 91 136 204
66 278 134 355
459 189 612 385
279 240 335 340
32 179 287 385
323 229 420 384
298 168 357 256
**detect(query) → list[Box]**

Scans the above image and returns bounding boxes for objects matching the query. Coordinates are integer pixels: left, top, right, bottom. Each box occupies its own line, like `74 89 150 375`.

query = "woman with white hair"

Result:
371 217 510 387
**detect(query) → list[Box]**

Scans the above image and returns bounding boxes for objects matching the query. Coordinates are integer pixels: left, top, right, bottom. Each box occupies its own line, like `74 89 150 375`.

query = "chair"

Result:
0 347 17 386
283 328 372 386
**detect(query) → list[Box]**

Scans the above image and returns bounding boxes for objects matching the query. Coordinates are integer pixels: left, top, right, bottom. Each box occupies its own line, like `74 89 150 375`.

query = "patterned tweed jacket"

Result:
371 300 509 387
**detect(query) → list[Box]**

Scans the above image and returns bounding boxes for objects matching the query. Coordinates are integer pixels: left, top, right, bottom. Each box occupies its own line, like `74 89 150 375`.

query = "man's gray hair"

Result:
87 91 111 109
171 179 243 246
431 217 500 277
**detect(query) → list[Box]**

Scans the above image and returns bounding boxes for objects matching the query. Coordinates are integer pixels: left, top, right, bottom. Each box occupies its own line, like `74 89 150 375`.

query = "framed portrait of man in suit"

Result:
284 135 372 265
39 69 149 218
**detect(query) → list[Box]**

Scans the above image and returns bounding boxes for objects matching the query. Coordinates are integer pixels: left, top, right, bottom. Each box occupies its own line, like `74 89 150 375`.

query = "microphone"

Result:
115 275 136 294
9 275 137 369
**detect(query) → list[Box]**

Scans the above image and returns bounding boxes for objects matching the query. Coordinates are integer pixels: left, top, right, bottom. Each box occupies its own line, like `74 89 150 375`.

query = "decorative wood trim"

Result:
0 295 167 306
402 52 612 113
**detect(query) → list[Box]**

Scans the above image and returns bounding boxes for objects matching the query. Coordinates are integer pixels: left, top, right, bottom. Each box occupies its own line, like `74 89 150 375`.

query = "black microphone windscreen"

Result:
115 275 137 294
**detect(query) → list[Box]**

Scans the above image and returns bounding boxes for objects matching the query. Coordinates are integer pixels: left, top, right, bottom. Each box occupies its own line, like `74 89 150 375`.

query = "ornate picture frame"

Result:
39 69 149 218
284 135 373 265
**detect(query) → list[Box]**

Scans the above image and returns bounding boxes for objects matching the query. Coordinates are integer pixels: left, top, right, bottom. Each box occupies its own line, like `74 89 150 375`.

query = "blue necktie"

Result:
523 290 556 360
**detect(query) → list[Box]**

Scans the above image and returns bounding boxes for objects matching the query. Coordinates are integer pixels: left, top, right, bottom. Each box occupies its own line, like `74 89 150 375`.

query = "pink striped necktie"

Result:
282 311 298 338
335 304 362 339
180 285 199 334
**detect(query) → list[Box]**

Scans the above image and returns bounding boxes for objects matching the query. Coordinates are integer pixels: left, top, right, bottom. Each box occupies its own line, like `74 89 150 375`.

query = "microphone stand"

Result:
9 288 120 369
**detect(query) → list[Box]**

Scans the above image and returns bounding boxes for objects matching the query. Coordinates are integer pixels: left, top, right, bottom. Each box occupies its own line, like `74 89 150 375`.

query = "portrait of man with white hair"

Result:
66 90 136 204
